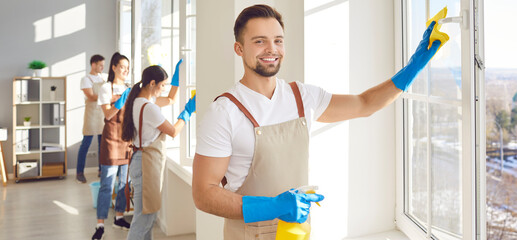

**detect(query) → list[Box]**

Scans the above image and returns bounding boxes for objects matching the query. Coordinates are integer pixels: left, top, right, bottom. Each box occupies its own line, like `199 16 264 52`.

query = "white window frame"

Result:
394 0 484 239
177 0 196 166
120 0 196 167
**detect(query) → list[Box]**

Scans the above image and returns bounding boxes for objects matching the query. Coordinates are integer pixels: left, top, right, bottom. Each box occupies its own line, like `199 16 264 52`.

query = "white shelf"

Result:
15 101 40 105
15 125 40 129
41 125 65 128
41 150 65 153
41 101 65 104
15 150 41 155
13 76 67 181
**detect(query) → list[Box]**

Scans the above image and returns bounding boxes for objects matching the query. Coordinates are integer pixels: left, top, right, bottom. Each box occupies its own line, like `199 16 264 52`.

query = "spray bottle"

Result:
276 185 321 240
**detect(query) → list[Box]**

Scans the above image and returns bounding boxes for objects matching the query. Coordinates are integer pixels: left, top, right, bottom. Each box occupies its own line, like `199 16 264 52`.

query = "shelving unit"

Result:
12 76 67 182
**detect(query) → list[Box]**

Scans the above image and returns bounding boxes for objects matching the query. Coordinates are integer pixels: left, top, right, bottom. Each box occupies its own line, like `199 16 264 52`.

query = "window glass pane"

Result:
404 0 464 238
187 87 196 157
485 0 517 238
429 0 461 99
141 0 164 70
171 0 180 150
186 0 196 86
119 1 132 80
407 0 427 95
408 100 428 226
186 0 196 158
430 102 462 236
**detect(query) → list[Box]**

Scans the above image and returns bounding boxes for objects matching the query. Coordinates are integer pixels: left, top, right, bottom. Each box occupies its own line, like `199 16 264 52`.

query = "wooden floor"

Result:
0 172 196 240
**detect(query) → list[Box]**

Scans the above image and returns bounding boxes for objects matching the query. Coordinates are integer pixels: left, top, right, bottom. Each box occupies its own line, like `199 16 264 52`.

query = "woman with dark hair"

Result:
121 62 196 239
92 52 133 240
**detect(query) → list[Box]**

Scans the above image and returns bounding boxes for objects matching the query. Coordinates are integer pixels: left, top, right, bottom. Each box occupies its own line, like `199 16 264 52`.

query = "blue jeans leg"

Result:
127 151 156 240
97 164 128 219
77 135 93 174
114 164 129 213
97 135 102 172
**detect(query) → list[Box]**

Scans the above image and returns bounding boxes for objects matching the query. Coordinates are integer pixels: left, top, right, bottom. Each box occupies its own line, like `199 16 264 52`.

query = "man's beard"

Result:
246 59 281 77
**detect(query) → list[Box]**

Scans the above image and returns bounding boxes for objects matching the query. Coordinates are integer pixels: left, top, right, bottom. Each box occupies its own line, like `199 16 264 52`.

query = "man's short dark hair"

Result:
234 4 284 43
90 54 105 65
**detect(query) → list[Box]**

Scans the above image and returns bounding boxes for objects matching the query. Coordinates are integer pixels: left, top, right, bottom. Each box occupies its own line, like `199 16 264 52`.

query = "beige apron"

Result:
82 79 105 135
218 82 310 240
126 102 167 214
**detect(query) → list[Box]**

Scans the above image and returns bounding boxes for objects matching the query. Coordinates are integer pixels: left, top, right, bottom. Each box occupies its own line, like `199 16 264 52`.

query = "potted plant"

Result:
23 117 31 127
50 85 57 101
28 60 47 77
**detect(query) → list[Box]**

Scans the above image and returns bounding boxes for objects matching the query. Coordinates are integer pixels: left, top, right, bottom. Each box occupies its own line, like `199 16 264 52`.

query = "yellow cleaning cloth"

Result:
426 7 450 51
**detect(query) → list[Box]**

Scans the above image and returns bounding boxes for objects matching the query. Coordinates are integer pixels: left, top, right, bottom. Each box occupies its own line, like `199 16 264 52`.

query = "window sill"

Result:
166 147 193 186
344 230 409 240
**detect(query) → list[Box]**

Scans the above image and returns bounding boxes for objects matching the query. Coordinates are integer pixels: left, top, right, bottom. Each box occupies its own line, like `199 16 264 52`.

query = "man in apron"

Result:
192 4 442 239
77 54 105 183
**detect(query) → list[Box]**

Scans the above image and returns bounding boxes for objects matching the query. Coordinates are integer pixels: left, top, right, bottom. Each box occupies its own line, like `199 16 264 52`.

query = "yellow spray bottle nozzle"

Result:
296 185 321 207
426 6 450 51
305 189 321 207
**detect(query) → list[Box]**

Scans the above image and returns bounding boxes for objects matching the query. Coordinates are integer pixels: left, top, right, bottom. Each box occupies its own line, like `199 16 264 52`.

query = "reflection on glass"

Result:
119 1 132 80
408 100 428 226
408 0 427 95
430 103 462 236
187 87 196 158
186 16 196 85
429 0 461 99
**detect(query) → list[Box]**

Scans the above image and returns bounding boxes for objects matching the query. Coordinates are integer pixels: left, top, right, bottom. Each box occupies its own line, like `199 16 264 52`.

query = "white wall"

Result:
306 0 396 238
0 0 116 174
348 0 396 236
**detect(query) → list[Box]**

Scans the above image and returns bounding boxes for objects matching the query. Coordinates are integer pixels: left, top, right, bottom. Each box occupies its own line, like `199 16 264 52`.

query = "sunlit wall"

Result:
0 0 116 174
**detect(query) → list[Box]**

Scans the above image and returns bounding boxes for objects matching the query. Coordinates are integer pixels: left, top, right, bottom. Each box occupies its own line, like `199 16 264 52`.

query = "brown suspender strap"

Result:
138 103 148 149
214 93 259 187
125 102 149 212
214 93 260 128
288 81 305 118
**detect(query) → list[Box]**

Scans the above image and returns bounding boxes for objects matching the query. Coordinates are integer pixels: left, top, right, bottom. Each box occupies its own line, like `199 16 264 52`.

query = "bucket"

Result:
89 181 114 208
89 181 100 208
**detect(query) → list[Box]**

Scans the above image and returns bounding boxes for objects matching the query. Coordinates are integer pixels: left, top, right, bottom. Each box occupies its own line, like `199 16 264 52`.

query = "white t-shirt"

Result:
98 82 128 105
132 97 166 147
80 73 104 89
81 74 105 100
196 78 332 192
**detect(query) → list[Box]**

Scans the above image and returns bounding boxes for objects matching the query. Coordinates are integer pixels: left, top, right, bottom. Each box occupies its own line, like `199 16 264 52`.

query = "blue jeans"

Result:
127 151 156 240
97 164 129 219
76 135 102 174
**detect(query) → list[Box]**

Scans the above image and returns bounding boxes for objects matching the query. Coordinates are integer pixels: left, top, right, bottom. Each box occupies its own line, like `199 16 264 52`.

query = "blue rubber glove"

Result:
392 21 442 91
177 95 196 122
114 87 131 109
242 189 325 224
171 59 183 86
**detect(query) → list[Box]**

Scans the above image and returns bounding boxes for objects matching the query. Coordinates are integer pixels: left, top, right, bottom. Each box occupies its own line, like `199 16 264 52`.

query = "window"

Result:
180 0 196 161
117 0 132 81
120 0 196 165
484 0 517 239
397 0 479 239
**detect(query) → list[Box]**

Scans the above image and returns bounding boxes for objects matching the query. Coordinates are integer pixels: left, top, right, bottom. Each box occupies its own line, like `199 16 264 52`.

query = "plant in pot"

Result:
28 60 47 77
50 85 57 101
23 117 31 127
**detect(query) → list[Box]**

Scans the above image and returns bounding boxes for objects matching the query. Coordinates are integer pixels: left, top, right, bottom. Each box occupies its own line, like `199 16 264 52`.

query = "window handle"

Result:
437 10 468 29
